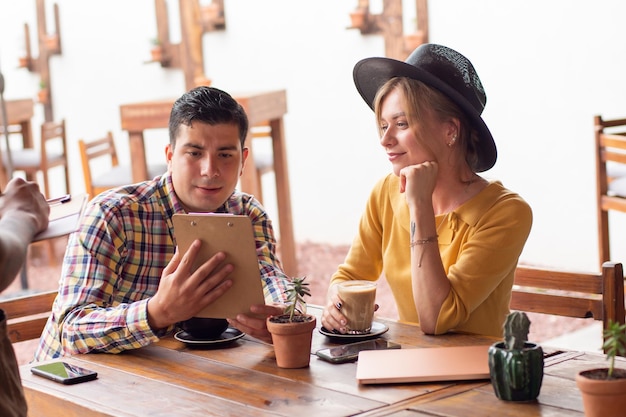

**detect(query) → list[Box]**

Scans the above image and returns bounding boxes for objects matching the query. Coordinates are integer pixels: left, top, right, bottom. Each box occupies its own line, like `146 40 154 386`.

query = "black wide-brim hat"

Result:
353 43 497 172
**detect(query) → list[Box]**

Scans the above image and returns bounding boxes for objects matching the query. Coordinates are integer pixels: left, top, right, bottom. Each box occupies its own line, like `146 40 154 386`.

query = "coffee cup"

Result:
337 280 377 334
180 317 228 339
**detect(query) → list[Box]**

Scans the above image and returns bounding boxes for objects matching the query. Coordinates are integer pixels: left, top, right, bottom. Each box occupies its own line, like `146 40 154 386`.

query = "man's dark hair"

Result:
169 86 249 148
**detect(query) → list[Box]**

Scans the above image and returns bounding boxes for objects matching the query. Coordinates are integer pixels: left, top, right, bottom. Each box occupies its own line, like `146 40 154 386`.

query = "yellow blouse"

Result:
330 174 533 337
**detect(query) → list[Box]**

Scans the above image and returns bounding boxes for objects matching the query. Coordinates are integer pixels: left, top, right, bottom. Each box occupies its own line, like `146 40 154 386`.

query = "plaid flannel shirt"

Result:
34 173 289 360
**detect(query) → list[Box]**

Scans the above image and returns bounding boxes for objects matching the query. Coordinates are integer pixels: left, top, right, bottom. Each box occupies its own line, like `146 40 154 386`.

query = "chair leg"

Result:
46 239 57 266
598 209 611 265
42 171 50 198
64 165 70 194
255 170 264 205
19 265 28 290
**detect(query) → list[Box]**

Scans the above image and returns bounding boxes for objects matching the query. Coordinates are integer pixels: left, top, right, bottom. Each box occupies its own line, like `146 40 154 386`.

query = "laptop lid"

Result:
356 345 491 384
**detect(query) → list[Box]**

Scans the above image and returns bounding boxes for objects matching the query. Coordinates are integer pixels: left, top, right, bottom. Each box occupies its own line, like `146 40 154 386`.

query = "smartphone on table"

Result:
316 339 401 364
31 361 98 385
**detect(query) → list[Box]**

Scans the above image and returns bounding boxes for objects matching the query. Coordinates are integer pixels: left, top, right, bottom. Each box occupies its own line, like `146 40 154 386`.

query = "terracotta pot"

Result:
576 369 626 417
150 47 162 62
488 341 544 401
37 89 49 104
194 76 212 87
202 4 220 21
45 34 59 51
404 31 425 52
266 314 316 369
349 10 366 28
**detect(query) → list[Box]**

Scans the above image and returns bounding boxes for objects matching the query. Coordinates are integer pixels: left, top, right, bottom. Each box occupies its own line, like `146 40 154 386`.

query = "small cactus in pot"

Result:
488 311 544 401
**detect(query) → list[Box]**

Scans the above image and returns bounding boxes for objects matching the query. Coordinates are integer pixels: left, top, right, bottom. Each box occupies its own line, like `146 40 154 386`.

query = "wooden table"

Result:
20 306 608 416
119 90 296 277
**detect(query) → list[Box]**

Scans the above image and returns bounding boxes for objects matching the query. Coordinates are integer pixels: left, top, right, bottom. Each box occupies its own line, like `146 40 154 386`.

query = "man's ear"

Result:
240 147 250 176
165 144 173 172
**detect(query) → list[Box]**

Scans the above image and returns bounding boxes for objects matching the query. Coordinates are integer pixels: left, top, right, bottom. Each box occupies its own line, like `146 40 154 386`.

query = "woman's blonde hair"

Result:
373 77 482 171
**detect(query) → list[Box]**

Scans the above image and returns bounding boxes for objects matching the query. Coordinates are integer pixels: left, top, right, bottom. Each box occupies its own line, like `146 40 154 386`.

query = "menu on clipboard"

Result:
171 213 265 318
34 194 89 242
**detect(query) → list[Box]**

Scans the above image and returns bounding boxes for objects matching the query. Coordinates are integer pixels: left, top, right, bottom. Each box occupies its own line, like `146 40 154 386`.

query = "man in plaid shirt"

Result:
34 86 291 360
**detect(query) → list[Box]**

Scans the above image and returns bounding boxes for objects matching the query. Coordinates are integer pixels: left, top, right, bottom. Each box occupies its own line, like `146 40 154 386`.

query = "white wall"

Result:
1 0 626 272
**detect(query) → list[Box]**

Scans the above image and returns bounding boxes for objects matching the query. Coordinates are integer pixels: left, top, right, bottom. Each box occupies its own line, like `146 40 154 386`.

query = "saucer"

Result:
319 321 389 342
174 327 245 348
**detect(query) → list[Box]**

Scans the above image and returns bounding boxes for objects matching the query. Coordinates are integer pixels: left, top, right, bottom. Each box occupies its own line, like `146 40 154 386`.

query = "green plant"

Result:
150 37 161 46
602 320 626 378
39 80 47 90
489 311 544 401
504 310 530 350
284 276 311 322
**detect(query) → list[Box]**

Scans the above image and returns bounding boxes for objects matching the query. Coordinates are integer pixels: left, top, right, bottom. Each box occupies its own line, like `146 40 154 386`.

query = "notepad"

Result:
356 345 492 384
171 213 265 318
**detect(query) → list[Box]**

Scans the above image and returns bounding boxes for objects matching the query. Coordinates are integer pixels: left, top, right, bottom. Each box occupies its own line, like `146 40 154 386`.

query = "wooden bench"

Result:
511 262 625 350
0 290 56 343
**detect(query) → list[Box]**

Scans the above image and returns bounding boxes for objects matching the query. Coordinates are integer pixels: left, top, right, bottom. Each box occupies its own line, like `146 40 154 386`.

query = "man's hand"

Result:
147 239 234 330
228 303 286 344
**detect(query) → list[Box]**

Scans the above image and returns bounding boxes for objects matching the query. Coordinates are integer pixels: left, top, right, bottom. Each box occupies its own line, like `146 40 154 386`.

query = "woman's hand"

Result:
399 160 438 206
321 290 348 334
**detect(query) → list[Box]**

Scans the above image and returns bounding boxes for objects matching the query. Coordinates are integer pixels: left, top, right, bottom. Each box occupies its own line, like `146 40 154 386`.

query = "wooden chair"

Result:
0 124 31 190
0 290 56 343
78 132 167 197
511 261 625 352
3 119 70 198
247 123 276 205
594 115 626 265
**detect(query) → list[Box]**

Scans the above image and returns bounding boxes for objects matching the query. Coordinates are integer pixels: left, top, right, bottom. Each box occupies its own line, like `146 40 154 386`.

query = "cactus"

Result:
489 311 544 401
504 311 530 350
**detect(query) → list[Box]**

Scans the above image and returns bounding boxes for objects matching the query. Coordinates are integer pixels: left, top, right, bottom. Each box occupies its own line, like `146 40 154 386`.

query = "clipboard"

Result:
172 213 265 318
34 194 89 242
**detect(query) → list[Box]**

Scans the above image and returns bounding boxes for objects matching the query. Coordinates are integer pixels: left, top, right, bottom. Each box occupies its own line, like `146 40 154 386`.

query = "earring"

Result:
447 134 457 147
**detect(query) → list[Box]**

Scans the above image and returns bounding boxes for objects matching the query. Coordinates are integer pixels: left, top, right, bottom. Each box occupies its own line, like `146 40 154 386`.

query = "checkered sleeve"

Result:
34 194 174 360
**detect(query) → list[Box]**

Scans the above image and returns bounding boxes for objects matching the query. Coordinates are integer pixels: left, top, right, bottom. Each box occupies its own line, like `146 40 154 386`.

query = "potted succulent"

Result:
576 320 626 417
150 38 163 62
349 8 367 29
266 276 316 368
37 80 49 104
488 311 544 401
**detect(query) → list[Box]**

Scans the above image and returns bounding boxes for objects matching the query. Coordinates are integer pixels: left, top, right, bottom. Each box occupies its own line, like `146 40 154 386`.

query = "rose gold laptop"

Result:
356 345 491 384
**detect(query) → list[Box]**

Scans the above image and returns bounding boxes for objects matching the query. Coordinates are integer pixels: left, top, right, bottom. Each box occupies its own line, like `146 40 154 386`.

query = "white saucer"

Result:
319 321 389 341
174 327 245 348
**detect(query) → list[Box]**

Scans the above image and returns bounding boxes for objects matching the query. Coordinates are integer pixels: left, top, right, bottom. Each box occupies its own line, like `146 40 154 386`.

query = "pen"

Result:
46 194 71 206
0 192 71 205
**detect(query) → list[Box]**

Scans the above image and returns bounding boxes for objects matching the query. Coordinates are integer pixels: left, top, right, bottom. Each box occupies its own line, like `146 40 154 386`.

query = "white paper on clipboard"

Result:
34 194 89 242
172 213 265 318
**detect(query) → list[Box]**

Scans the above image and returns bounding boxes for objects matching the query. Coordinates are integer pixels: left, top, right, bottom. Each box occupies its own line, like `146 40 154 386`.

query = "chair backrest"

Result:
511 262 625 351
0 290 57 343
39 119 68 169
6 119 69 197
594 115 626 265
78 132 119 197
